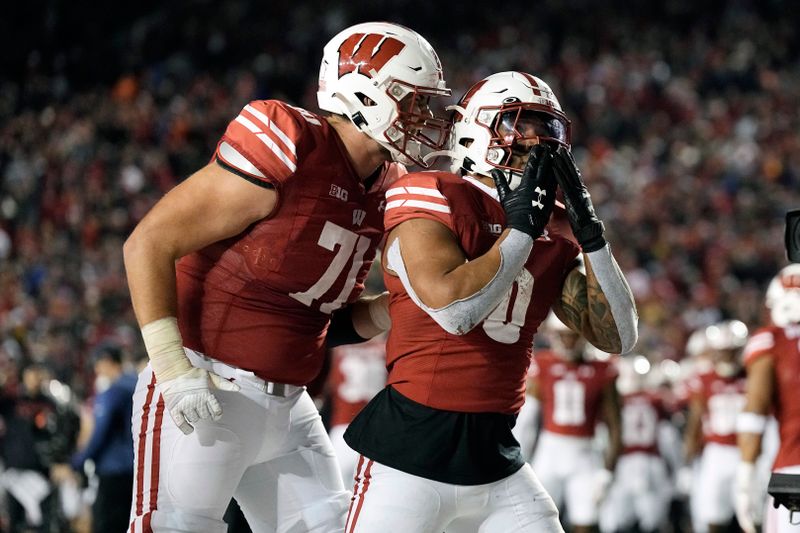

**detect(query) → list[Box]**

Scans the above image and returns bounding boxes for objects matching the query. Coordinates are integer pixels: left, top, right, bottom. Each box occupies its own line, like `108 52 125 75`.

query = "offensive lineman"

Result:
342 71 638 532
122 22 451 533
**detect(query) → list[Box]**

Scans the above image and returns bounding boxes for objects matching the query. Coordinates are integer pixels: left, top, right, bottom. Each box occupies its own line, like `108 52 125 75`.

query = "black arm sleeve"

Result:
326 306 369 348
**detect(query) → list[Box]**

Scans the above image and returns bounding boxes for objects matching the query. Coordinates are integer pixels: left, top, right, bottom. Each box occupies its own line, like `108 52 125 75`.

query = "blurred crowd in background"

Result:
0 0 798 530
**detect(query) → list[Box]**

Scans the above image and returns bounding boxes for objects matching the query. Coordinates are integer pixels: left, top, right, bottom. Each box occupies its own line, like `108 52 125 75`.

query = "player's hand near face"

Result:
551 145 606 252
490 144 556 240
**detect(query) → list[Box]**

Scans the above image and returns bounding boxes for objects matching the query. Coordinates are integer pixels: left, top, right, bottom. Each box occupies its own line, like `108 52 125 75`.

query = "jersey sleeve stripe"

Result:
234 115 297 173
243 104 298 156
385 199 451 214
743 332 776 358
386 186 446 199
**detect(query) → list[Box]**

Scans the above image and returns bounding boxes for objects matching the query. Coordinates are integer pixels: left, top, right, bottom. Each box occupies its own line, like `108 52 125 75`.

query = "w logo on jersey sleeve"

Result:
337 33 405 78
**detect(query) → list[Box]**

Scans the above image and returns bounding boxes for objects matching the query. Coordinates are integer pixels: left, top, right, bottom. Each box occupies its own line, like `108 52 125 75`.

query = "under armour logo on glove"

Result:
532 187 547 210
490 144 556 239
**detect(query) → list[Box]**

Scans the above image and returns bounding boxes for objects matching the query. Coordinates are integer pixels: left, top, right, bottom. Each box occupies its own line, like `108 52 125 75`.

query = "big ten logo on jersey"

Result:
330 184 349 202
337 34 406 78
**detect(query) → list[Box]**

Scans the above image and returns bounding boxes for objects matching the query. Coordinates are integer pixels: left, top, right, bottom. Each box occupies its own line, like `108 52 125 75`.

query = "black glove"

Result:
552 145 606 252
490 144 556 239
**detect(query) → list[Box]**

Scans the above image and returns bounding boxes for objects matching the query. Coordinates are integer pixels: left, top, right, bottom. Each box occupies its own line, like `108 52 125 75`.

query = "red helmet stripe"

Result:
519 72 543 96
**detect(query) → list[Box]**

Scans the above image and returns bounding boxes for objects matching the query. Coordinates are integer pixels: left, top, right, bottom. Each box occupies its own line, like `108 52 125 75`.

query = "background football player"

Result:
683 320 749 533
599 355 672 533
529 312 621 533
737 264 800 533
326 334 387 485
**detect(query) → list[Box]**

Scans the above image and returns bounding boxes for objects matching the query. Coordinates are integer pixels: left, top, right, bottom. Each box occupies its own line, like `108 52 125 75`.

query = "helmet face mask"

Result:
317 22 451 168
384 81 452 166
448 71 571 188
478 104 570 175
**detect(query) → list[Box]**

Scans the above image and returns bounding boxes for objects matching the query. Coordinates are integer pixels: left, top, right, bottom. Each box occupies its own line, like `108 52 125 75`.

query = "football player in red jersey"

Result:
122 22 451 533
683 320 749 533
326 335 387 486
736 265 800 533
341 71 638 533
529 313 621 533
600 355 672 533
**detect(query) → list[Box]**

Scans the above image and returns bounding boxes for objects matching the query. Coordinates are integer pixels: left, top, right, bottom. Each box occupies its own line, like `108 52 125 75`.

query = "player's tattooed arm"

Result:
552 261 622 353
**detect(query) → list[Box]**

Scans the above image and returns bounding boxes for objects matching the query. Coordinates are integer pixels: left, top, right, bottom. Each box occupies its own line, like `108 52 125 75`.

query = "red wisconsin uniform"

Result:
620 392 665 455
176 100 404 385
687 370 746 446
744 325 800 469
532 351 617 437
328 336 387 427
383 173 580 414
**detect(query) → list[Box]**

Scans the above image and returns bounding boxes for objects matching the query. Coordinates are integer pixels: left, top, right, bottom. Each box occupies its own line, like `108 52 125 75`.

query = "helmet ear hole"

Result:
459 138 474 147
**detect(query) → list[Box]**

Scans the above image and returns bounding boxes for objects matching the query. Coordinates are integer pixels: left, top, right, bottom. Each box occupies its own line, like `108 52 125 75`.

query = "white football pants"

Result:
127 350 350 533
599 453 671 532
532 431 604 526
344 457 563 533
694 442 740 527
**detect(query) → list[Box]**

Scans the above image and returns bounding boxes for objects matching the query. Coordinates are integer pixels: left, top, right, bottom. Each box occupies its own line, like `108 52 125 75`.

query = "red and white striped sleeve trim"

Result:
385 185 451 213
743 330 776 365
217 100 304 184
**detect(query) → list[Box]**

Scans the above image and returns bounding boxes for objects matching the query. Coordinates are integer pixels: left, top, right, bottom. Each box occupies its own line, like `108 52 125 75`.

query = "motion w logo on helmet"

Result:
337 34 405 78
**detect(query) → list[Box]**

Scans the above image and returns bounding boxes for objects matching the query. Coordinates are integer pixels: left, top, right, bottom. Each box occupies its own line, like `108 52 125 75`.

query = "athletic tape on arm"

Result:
585 244 639 354
141 317 192 382
386 229 533 335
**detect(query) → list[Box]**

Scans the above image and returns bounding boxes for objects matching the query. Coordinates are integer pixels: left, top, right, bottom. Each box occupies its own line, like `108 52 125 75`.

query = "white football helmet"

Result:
704 319 748 377
685 327 711 359
317 22 451 167
446 71 571 188
616 354 650 395
766 264 800 327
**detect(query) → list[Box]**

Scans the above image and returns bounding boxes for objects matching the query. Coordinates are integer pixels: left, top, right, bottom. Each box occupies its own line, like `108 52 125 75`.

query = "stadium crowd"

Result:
0 0 798 531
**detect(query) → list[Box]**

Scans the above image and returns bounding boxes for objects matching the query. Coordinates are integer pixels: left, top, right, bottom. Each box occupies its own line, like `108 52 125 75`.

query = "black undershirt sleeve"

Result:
326 306 369 348
215 159 275 189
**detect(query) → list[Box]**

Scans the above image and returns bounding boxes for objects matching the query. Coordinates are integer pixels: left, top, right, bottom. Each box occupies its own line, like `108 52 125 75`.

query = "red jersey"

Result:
744 325 800 469
533 352 617 437
687 370 746 446
176 100 404 385
383 173 580 414
620 391 665 455
328 336 387 427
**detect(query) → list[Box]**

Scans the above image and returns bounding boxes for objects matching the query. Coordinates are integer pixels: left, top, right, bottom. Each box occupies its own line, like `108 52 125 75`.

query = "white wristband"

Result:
387 229 533 335
141 317 192 382
737 412 767 434
585 244 639 354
